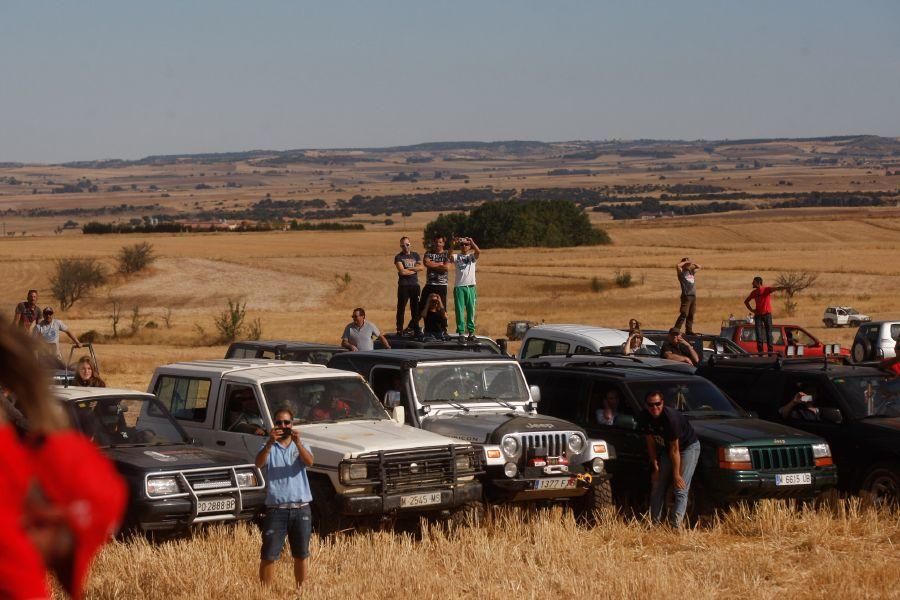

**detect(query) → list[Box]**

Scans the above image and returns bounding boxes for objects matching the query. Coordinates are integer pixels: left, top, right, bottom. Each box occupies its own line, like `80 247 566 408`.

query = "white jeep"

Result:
517 323 659 359
822 306 871 328
147 359 483 532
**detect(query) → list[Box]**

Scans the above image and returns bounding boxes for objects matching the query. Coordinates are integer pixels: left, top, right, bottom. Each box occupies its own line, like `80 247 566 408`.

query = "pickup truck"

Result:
328 350 613 520
147 359 483 532
54 385 266 535
720 322 850 357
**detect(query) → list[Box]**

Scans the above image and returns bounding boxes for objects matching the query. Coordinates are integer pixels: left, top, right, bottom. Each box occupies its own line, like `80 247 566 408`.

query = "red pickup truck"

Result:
720 321 850 357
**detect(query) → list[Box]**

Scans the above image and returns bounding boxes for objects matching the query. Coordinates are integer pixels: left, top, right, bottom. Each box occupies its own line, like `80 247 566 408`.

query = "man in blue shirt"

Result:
255 407 314 589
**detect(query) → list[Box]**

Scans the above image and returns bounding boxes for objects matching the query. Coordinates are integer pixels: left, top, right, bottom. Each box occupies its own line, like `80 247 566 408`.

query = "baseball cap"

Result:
30 430 127 599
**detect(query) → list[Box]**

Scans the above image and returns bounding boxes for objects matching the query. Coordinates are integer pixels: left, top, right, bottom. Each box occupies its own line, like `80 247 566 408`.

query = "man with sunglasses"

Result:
639 390 700 528
394 236 424 335
450 236 480 341
255 407 314 589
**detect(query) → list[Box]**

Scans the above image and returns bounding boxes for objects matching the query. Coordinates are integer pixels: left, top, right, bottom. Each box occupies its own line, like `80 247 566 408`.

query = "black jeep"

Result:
698 356 900 503
225 339 346 365
521 356 838 516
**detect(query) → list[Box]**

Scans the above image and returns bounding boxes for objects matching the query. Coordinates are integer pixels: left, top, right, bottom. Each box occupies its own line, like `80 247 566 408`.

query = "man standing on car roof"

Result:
743 276 787 353
394 236 424 335
451 236 480 341
674 258 701 335
32 307 80 361
640 390 701 528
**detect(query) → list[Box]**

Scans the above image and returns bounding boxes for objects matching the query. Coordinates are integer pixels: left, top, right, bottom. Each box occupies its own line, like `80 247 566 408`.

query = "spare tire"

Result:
852 339 872 363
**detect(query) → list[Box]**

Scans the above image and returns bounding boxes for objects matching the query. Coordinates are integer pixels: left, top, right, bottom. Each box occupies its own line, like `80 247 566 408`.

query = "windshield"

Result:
71 396 190 447
627 379 744 417
411 362 528 404
262 378 387 423
831 376 900 418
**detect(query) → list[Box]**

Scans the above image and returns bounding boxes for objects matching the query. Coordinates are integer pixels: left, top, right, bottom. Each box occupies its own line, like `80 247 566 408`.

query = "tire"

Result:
686 478 715 524
823 319 834 329
448 501 485 528
572 477 614 524
861 464 900 506
851 339 872 364
849 320 860 328
310 478 347 536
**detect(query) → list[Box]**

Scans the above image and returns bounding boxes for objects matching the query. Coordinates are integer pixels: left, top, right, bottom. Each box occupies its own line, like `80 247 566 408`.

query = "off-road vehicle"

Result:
850 321 900 363
375 333 507 355
225 340 346 365
53 385 266 535
699 356 900 503
521 356 838 515
327 350 613 517
822 306 871 328
147 359 483 532
516 324 658 360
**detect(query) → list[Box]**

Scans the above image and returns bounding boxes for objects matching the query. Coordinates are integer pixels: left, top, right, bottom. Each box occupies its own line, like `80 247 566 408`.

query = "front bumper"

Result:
335 481 483 516
129 488 267 533
484 466 611 502
706 466 839 501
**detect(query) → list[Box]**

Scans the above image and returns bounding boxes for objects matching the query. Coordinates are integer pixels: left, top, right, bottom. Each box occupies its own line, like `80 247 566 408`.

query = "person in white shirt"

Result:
450 237 480 340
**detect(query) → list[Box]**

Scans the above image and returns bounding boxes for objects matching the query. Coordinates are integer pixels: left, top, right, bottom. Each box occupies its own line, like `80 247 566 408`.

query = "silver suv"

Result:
851 321 900 363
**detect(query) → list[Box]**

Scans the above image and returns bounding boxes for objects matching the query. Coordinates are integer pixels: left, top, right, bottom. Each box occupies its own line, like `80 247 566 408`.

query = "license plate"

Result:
534 477 577 490
775 473 812 486
400 492 442 508
197 498 236 513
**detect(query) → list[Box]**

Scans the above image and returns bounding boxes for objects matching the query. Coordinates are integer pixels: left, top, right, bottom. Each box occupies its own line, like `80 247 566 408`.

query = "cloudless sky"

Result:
1 0 898 162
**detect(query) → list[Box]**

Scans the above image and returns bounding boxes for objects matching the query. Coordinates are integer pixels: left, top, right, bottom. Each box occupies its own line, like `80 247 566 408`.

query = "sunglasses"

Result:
274 419 292 426
646 402 663 408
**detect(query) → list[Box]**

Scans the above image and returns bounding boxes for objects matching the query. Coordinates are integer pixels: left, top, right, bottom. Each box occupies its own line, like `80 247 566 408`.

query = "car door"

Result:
211 382 268 461
583 379 647 480
785 326 822 356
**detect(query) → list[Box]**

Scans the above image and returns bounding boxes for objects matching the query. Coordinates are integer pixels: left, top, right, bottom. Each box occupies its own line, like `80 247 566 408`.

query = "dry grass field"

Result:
4 138 899 598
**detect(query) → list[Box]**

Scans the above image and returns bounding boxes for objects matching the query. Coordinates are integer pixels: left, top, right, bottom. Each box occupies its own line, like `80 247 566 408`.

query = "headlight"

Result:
503 462 518 478
454 455 472 471
811 443 831 459
501 436 520 459
146 476 179 497
591 457 605 474
567 433 585 454
340 462 369 482
721 446 751 463
235 471 258 488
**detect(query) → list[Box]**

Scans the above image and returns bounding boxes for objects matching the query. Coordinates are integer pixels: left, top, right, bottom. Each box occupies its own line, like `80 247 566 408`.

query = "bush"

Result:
51 258 106 310
614 270 633 288
590 277 607 293
118 242 156 274
213 299 262 342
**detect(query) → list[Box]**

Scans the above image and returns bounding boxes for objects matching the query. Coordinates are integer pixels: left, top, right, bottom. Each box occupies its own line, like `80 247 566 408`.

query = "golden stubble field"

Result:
5 206 899 599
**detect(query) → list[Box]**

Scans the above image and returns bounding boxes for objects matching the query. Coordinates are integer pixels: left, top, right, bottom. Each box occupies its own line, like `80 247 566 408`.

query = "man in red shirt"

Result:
743 277 787 353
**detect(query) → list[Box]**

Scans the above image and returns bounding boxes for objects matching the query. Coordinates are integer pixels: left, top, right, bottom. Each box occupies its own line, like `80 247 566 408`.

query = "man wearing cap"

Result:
32 307 81 359
13 289 42 331
450 236 480 341
660 328 700 367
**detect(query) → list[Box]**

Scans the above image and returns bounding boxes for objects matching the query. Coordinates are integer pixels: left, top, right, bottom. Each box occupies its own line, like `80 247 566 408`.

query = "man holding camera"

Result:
660 328 700 366
450 236 480 340
255 407 314 589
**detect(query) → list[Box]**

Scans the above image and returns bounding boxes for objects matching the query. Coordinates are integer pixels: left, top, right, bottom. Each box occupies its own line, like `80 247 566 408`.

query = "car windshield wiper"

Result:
444 400 470 412
470 395 518 410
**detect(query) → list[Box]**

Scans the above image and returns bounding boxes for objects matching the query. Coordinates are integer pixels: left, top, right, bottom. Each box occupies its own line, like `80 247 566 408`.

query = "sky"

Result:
1 0 899 163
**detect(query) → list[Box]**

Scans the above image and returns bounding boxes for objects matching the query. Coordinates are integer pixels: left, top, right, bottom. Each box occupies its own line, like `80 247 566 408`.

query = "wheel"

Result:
448 501 485 528
309 478 348 535
572 477 614 524
823 319 834 329
686 478 716 525
861 464 900 506
849 320 860 328
851 339 872 364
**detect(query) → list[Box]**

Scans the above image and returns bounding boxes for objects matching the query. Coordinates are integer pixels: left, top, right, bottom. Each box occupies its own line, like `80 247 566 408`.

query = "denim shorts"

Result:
260 505 312 561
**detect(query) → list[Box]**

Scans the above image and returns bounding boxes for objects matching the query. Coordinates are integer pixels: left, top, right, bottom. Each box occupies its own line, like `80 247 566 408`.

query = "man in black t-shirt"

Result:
659 328 700 367
418 234 450 316
639 390 701 527
394 236 424 335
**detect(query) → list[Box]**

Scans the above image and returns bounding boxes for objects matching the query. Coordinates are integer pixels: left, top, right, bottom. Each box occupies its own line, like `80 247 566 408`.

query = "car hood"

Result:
690 417 820 445
422 411 583 444
104 444 252 472
298 420 464 456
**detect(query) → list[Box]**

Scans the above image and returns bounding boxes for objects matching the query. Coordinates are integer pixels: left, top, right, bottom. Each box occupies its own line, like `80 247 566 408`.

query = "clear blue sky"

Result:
2 0 898 163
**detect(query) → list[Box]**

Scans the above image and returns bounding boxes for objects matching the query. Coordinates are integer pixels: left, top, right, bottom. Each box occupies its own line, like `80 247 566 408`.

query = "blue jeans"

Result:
260 505 312 560
650 441 701 527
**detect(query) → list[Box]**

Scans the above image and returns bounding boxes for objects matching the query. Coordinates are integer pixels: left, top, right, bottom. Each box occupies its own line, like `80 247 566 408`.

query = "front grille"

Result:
351 445 482 494
750 446 814 470
184 470 233 491
520 433 569 458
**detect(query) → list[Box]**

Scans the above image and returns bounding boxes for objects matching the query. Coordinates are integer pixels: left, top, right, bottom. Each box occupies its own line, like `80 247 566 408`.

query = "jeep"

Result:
54 385 267 535
822 306 871 329
851 321 900 363
225 340 346 365
699 356 900 503
521 356 838 515
327 350 613 518
147 359 483 532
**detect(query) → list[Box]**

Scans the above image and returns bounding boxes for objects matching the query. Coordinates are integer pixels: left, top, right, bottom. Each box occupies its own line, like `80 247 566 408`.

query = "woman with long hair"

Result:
422 293 449 339
73 356 106 388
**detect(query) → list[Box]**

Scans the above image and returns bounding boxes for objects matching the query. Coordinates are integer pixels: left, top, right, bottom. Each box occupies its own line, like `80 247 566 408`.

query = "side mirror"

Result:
820 407 843 424
391 406 406 424
383 390 402 409
614 414 637 431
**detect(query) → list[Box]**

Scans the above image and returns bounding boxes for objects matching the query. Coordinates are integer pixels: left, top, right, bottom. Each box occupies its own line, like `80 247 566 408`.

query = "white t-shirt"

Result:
453 253 477 287
33 319 68 352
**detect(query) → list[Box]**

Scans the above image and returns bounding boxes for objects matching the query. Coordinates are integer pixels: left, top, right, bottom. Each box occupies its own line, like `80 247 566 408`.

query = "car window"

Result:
154 376 211 422
227 347 249 358
222 384 265 434
537 374 586 424
72 396 190 447
627 379 743 416
890 324 900 341
261 378 387 423
587 382 632 427
522 338 570 358
831 375 900 418
786 328 816 346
